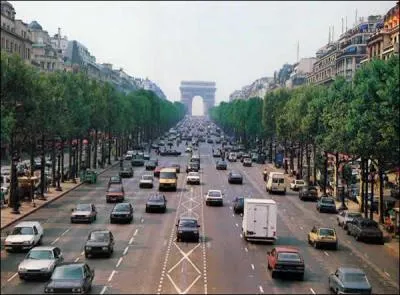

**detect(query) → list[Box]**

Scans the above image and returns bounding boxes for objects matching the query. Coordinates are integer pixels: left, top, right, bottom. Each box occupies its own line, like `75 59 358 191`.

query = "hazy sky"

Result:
11 1 394 108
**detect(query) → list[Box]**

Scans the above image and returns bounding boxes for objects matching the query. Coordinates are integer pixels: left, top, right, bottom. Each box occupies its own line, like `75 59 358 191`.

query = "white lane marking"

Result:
140 217 144 223
108 270 116 282
133 228 139 236
51 237 60 245
324 251 329 256
232 214 235 217
384 271 390 277
259 285 264 293
116 257 123 268
61 228 71 236
235 223 238 227
244 247 248 252
7 273 18 282
100 286 107 295
123 246 129 255
74 257 80 262
300 226 304 230
310 288 316 294
240 233 243 238
251 263 255 270
129 237 134 245
229 206 232 209
81 251 84 255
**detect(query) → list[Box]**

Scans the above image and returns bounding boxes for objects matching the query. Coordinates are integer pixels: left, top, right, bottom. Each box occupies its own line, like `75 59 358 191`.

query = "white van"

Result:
242 198 277 243
266 172 286 194
4 221 44 252
228 152 237 162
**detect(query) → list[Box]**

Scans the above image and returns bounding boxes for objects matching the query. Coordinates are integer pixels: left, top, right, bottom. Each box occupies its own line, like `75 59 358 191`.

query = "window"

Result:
33 226 38 235
10 41 13 52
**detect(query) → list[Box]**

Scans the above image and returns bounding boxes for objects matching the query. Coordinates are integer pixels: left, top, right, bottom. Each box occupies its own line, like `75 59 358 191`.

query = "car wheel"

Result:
333 243 338 250
314 241 319 249
94 215 97 221
110 219 114 224
145 207 149 213
38 235 43 245
271 270 277 279
355 234 361 241
337 219 341 226
85 252 89 258
297 273 304 281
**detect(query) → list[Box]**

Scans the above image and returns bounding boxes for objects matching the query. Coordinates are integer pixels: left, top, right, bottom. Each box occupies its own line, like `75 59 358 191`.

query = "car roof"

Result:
30 246 58 251
208 189 222 193
58 262 85 267
338 267 365 274
16 221 41 227
179 216 198 221
89 229 111 234
274 246 300 253
316 226 335 231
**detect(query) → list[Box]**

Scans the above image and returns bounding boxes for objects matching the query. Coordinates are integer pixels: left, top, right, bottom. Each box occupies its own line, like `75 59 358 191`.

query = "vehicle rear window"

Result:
319 228 335 236
76 204 91 211
52 265 83 280
89 232 109 241
108 186 122 192
27 250 54 260
149 195 163 201
142 175 153 180
110 177 120 182
273 178 284 183
277 252 302 262
179 219 197 227
160 172 176 179
348 213 362 218
321 198 334 204
188 172 198 176
114 203 130 211
343 273 368 283
208 191 221 197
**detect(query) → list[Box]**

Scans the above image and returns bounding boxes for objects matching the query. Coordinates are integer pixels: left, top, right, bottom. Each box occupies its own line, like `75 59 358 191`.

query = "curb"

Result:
1 162 118 231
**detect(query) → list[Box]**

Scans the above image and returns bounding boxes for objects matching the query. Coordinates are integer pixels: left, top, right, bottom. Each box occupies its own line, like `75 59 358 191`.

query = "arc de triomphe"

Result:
179 81 216 116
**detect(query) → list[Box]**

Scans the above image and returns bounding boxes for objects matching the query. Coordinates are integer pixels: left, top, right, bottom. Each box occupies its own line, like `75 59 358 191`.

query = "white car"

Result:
186 172 200 185
290 179 306 191
205 189 223 206
4 221 44 252
18 246 64 280
337 211 363 229
185 147 192 153
140 174 154 188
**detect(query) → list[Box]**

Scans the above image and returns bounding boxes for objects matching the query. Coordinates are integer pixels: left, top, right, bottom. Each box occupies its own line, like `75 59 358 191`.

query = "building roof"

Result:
28 20 43 30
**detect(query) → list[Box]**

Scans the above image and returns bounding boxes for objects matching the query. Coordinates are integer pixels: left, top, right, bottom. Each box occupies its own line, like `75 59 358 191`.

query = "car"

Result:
316 197 337 213
242 158 252 167
150 158 159 166
267 247 304 280
106 184 125 203
176 217 200 242
290 179 306 191
240 153 250 163
337 211 363 229
4 221 44 252
70 203 97 223
143 153 150 160
44 263 94 294
207 138 213 143
139 174 154 188
299 185 318 201
160 149 181 156
329 267 372 295
145 160 157 171
110 202 133 223
185 147 193 153
18 246 64 280
170 163 181 173
84 230 114 258
346 217 384 244
228 171 243 184
119 166 133 178
154 166 164 177
1 174 10 196
215 160 227 170
145 194 167 213
232 196 245 214
215 138 221 144
205 189 223 206
212 150 221 157
131 157 145 167
307 226 338 249
108 175 122 186
124 154 133 161
186 172 200 184
186 162 200 173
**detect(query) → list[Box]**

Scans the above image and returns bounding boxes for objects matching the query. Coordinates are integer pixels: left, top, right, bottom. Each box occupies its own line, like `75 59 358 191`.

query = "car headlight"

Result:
41 267 50 272
72 288 81 293
19 267 26 272
193 230 198 234
178 230 183 233
45 288 54 293
23 240 33 245
85 246 91 250
102 246 109 250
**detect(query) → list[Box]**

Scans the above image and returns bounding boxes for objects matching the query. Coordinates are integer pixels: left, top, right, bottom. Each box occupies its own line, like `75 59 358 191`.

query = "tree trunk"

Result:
40 134 46 196
289 142 294 173
78 137 83 171
51 138 56 187
93 130 98 169
68 138 72 180
299 144 304 178
360 157 365 213
61 140 65 183
313 144 317 185
379 165 384 224
306 143 311 183
364 159 369 218
30 136 35 176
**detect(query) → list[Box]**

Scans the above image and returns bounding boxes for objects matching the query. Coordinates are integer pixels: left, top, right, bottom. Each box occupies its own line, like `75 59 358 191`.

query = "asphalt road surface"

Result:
1 141 399 294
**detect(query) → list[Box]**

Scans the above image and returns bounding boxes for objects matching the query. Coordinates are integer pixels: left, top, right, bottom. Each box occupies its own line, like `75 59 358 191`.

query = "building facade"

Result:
0 1 32 63
286 57 317 88
50 28 69 58
307 42 338 85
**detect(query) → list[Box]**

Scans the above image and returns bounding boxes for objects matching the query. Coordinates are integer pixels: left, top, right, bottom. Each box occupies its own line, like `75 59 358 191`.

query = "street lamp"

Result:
10 152 20 214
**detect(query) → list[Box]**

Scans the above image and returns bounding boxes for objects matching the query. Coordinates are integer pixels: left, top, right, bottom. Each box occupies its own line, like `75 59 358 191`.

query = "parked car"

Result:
346 217 384 244
228 171 243 184
328 267 372 295
44 263 94 294
316 197 337 213
84 230 114 258
119 167 133 178
215 160 227 170
108 175 122 186
267 246 304 280
176 217 200 242
337 211 363 229
145 194 167 213
110 202 133 223
308 226 338 250
299 186 318 201
106 184 125 203
4 221 44 252
232 196 245 214
290 179 306 191
186 172 200 185
18 246 64 280
242 157 252 167
70 203 97 223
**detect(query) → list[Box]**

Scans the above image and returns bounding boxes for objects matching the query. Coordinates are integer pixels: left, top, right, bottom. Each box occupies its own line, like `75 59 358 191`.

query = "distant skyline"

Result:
11 1 395 108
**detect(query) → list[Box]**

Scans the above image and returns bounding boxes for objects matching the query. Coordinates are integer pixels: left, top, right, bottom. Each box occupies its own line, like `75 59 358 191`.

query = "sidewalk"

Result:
1 160 118 230
263 162 399 258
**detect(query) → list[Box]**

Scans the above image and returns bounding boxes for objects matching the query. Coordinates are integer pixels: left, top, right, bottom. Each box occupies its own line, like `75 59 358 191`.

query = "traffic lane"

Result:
240 163 399 293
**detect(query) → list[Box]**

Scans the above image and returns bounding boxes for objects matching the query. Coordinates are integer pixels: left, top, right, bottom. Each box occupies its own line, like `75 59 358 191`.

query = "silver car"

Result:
70 203 97 223
18 246 64 280
139 175 154 188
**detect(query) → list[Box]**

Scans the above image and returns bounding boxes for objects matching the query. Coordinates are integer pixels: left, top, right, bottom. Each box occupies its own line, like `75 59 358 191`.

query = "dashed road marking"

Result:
235 223 238 227
116 257 123 268
244 247 248 252
74 257 80 262
7 273 17 282
81 251 84 255
384 271 390 277
240 233 243 238
259 285 264 293
51 237 60 245
108 270 116 282
100 286 107 294
232 214 235 217
61 228 71 236
123 246 129 255
300 226 304 230
134 228 139 236
324 251 329 256
251 263 255 270
129 237 134 245
310 288 316 294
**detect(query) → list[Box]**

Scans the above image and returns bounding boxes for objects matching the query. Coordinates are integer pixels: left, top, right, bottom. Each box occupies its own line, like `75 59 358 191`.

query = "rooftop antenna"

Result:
332 26 335 42
355 9 358 27
58 27 61 48
345 16 348 31
342 17 344 34
328 26 331 44
297 40 299 62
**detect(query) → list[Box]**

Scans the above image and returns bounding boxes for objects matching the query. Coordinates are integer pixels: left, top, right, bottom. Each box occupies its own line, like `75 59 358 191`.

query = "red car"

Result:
154 166 164 177
106 184 125 203
267 246 305 280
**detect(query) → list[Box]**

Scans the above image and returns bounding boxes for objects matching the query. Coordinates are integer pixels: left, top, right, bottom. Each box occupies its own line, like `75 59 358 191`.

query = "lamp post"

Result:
10 152 20 214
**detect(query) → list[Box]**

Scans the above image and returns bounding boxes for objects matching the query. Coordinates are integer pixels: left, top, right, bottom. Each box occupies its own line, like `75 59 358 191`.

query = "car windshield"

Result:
179 219 197 227
110 177 120 182
114 204 130 212
149 195 163 202
348 212 362 218
321 198 334 204
277 252 302 262
108 186 122 192
319 228 335 236
231 172 241 177
76 204 91 211
52 265 83 280
343 273 368 283
142 175 153 181
188 172 198 176
208 191 221 197
12 227 33 235
89 232 109 241
27 250 54 260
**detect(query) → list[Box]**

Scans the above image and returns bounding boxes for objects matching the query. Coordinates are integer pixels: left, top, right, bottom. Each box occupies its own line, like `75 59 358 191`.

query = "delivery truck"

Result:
242 198 277 243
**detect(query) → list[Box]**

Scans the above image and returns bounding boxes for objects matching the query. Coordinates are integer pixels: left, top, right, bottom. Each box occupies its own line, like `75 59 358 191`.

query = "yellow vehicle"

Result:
308 226 338 250
159 168 178 191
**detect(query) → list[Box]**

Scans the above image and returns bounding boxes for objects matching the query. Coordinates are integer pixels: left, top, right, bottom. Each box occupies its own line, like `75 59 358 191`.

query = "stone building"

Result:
0 1 32 63
307 42 338 86
286 57 317 89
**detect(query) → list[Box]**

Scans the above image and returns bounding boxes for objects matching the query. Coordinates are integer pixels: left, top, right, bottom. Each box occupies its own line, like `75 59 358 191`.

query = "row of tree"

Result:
210 55 399 221
1 51 185 198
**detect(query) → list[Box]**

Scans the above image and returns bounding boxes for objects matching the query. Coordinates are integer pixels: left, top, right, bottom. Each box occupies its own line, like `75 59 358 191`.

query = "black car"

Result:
233 197 245 214
145 160 157 170
84 230 114 258
347 217 384 244
228 171 243 184
207 138 213 144
146 194 167 213
216 160 227 170
176 217 200 242
186 162 200 173
110 202 133 223
160 149 181 156
44 263 94 294
108 175 122 186
131 158 145 167
299 186 318 201
119 167 133 178
317 197 337 213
